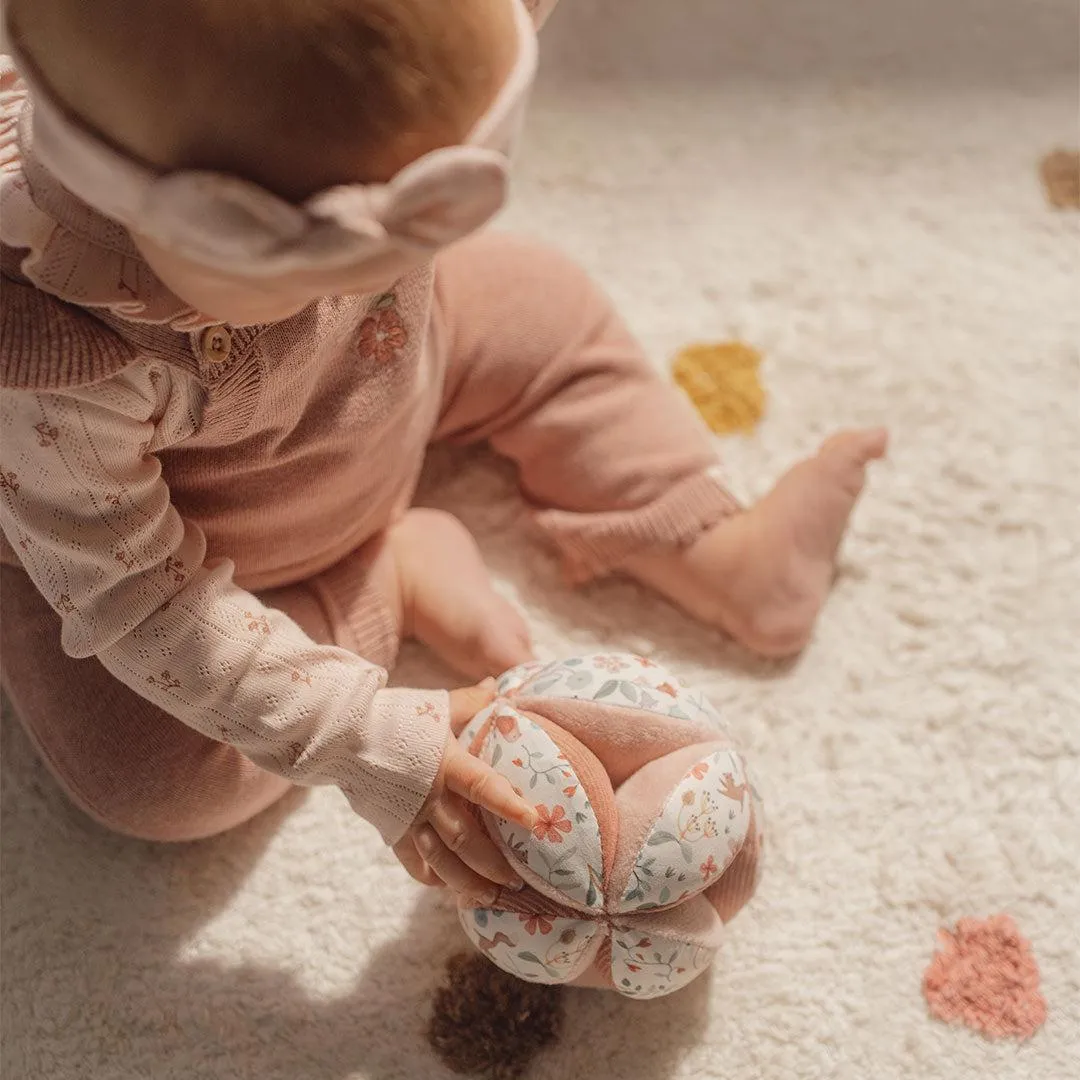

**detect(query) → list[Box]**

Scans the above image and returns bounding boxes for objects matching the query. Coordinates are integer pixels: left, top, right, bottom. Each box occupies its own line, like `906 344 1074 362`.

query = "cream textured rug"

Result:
2 2 1078 1077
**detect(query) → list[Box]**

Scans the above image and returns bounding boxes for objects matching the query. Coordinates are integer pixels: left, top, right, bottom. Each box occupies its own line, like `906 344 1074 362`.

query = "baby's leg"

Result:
377 509 534 679
622 430 886 654
272 511 529 680
433 235 885 655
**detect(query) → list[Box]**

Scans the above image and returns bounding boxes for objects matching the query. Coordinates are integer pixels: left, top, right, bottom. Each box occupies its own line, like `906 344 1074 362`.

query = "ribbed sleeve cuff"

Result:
347 688 451 845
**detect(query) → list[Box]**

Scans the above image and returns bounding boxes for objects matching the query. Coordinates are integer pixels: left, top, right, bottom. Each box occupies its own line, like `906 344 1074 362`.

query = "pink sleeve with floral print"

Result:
0 361 448 844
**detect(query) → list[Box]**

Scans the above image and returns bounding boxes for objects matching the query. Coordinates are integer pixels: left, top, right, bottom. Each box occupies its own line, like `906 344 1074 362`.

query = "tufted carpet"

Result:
2 1 1078 1077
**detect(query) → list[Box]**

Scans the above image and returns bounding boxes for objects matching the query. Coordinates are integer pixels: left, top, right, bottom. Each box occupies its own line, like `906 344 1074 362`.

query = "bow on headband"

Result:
135 147 510 275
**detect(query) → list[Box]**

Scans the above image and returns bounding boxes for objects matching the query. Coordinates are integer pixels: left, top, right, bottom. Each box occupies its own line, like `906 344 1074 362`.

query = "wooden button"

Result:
200 325 232 364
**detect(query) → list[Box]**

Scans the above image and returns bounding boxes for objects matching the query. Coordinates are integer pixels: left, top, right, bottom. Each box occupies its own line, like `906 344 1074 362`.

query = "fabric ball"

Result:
456 653 764 999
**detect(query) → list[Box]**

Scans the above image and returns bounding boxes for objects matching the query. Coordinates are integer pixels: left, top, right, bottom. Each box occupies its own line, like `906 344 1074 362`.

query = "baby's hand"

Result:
393 680 536 903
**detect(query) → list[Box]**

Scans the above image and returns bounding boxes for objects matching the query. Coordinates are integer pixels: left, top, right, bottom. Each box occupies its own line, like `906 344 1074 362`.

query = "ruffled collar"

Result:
0 61 218 332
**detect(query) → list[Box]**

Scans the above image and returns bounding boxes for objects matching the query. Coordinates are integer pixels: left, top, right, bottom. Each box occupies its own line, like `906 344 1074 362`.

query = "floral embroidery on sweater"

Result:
356 294 409 364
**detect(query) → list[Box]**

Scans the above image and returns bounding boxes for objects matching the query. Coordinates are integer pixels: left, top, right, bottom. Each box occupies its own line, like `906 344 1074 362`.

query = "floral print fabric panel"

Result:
458 907 600 985
619 749 752 912
478 704 605 910
609 929 717 999
495 660 547 698
506 653 724 730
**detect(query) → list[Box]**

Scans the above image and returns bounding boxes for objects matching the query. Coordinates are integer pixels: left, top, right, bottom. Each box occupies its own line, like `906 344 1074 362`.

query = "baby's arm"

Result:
0 361 529 847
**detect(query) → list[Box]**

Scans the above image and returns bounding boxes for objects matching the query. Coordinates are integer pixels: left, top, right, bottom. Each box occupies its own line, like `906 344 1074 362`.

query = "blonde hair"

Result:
7 0 514 199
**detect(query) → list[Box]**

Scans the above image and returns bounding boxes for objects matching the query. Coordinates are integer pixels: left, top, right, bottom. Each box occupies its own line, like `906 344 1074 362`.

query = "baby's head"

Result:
7 0 531 322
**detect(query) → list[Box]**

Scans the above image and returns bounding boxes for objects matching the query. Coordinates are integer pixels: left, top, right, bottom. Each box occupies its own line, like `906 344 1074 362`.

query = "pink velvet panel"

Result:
705 800 761 923
625 892 726 951
515 694 720 787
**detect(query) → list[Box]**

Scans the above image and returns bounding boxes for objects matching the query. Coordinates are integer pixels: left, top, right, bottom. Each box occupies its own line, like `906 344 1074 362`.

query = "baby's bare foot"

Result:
623 428 888 656
387 509 534 679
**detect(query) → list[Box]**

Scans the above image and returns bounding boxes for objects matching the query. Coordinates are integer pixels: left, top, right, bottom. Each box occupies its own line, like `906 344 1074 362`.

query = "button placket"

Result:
199 325 233 367
188 325 264 442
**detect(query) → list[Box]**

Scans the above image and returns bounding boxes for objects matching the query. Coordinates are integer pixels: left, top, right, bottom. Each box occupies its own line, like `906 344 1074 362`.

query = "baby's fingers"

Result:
448 680 496 736
443 741 537 829
429 797 525 890
392 836 445 888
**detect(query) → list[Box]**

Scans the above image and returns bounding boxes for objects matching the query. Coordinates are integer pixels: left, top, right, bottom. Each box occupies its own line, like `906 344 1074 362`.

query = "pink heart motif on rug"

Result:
923 914 1047 1040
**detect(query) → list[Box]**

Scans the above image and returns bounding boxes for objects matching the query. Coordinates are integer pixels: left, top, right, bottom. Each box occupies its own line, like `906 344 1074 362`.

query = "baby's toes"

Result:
816 429 887 498
820 427 888 467
857 426 889 461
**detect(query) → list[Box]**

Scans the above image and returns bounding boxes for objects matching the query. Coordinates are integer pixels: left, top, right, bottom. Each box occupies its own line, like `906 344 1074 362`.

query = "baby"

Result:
0 0 885 906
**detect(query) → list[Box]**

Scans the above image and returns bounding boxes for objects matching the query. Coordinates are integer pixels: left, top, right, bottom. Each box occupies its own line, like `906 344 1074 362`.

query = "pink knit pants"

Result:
1 236 733 840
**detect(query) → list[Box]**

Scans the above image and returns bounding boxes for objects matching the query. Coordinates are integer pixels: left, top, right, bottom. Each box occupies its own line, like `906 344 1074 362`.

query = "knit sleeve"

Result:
0 362 450 843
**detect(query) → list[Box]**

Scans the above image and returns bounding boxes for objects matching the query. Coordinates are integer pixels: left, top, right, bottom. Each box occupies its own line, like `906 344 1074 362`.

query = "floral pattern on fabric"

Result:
496 660 547 697
610 929 717 999
458 907 600 985
478 704 604 910
619 749 752 912
501 653 724 729
449 654 763 997
355 293 409 364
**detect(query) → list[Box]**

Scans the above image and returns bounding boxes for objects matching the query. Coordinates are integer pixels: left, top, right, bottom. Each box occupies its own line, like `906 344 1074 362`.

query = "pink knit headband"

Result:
6 0 538 279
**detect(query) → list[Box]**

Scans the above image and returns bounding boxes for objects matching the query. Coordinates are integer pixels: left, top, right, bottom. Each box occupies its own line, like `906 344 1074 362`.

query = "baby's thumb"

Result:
448 678 497 735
